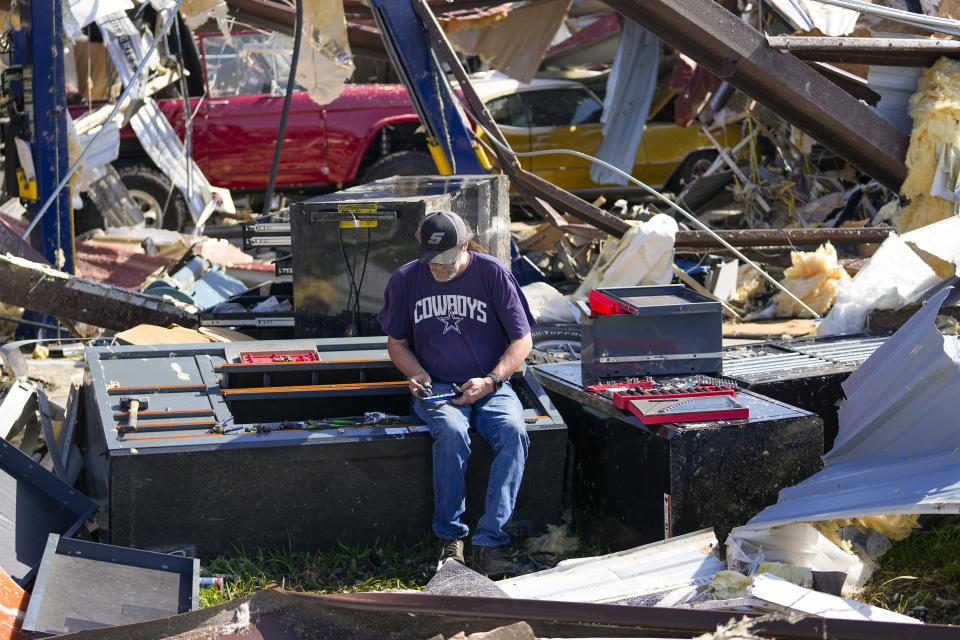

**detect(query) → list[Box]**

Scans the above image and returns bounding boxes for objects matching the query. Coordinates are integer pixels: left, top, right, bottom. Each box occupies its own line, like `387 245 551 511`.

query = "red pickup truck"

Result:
81 30 433 229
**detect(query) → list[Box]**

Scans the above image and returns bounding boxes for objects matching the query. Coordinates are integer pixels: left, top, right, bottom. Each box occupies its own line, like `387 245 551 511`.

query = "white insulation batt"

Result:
727 287 960 592
574 213 677 296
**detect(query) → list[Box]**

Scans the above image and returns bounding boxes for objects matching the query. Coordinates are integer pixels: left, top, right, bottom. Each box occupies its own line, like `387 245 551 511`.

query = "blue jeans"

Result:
414 381 529 547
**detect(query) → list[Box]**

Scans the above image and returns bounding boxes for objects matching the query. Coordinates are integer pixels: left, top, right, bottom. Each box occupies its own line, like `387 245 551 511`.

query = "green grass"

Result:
199 520 960 627
858 517 960 625
199 536 438 607
199 531 610 608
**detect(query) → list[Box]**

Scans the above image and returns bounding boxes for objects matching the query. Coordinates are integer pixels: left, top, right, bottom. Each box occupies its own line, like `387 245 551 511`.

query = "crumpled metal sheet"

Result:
96 10 214 221
589 20 658 186
727 288 960 587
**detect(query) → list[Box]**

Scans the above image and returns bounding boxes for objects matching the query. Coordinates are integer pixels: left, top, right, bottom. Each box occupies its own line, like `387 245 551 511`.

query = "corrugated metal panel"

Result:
727 289 960 587
497 529 722 603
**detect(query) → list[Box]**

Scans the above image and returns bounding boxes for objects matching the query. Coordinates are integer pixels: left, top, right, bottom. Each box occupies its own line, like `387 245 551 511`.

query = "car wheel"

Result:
529 324 582 362
116 164 189 230
359 151 437 184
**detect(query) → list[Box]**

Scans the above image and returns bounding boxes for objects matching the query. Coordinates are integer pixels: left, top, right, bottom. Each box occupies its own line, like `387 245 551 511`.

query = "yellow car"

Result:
469 72 744 197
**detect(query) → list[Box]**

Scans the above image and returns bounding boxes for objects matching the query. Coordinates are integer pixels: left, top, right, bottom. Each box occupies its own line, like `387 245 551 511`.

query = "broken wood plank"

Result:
604 0 909 192
766 35 960 67
0 254 197 331
674 226 893 247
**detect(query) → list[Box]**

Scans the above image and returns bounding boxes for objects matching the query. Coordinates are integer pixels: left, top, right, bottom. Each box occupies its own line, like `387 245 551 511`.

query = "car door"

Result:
482 93 532 171
198 32 327 190
518 86 641 190
520 86 656 190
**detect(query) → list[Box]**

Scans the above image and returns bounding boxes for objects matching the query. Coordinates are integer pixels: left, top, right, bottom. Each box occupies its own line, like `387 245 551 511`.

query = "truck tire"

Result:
117 164 189 230
359 151 437 184
529 324 582 361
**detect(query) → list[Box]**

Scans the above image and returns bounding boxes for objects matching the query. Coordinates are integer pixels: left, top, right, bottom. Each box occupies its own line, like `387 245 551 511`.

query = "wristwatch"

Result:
487 372 504 390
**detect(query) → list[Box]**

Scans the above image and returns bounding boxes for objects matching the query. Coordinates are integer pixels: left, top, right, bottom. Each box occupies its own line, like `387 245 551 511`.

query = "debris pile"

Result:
4 0 960 636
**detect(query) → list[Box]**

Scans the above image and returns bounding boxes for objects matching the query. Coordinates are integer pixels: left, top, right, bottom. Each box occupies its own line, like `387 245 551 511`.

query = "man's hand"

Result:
451 376 495 405
408 372 433 397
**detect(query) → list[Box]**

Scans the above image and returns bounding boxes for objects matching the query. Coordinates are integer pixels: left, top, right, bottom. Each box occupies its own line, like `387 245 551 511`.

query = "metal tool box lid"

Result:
594 285 721 317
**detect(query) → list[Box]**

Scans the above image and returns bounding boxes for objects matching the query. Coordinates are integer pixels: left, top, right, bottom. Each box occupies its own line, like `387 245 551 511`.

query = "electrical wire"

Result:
467 117 821 318
336 214 373 335
22 0 187 240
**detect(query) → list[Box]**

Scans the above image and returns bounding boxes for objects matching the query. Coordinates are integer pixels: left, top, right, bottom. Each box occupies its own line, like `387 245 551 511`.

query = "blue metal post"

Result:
17 0 74 273
369 0 484 175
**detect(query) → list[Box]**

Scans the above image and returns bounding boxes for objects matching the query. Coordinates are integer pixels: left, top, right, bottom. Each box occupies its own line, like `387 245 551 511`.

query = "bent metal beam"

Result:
602 0 908 192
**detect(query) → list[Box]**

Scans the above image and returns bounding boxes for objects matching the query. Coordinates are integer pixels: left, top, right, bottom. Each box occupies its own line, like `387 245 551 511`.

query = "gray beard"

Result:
430 270 457 283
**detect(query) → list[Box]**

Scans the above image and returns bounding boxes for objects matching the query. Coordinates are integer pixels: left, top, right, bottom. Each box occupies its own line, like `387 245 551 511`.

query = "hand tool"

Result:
245 424 272 434
415 381 433 398
118 397 148 431
424 383 463 403
208 415 236 434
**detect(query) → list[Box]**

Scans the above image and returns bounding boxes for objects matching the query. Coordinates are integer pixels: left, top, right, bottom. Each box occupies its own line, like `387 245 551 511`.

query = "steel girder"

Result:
603 0 909 192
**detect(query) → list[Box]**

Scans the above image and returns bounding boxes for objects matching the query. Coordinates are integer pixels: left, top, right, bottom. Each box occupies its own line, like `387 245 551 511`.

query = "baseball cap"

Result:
416 210 470 264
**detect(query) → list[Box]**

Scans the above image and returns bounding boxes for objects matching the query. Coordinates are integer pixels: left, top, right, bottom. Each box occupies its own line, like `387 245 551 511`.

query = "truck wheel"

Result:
359 151 437 184
117 164 189 230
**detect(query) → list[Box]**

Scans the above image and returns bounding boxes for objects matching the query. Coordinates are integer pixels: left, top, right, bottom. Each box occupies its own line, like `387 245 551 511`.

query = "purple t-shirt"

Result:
378 252 535 382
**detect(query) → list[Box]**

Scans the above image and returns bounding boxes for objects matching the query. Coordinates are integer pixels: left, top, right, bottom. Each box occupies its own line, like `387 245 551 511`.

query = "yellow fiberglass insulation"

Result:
814 514 921 553
774 242 850 318
896 194 953 234
895 57 960 233
710 570 753 600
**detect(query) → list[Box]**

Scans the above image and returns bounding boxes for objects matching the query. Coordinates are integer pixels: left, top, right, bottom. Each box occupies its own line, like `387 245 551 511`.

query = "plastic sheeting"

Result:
765 0 861 36
298 0 355 106
62 0 134 41
442 0 570 85
589 21 658 186
521 281 581 324
817 233 939 335
574 213 677 296
727 288 960 590
901 213 960 275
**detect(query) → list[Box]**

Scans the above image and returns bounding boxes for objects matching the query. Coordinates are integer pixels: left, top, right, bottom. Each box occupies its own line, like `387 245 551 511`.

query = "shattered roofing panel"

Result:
496 529 722 603
829 287 960 462
731 288 960 534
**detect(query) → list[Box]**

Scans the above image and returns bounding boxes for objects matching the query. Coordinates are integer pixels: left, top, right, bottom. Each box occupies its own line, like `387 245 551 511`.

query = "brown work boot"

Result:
471 545 518 579
436 538 465 569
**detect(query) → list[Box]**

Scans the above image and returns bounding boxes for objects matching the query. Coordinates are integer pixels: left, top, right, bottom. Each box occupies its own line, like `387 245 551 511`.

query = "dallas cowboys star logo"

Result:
437 314 464 335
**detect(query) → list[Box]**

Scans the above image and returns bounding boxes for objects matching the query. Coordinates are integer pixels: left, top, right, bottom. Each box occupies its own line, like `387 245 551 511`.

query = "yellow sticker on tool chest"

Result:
338 204 377 213
339 220 378 228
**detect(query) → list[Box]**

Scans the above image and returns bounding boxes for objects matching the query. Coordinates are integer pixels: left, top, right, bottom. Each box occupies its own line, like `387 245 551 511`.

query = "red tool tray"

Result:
239 350 319 364
611 384 736 411
585 379 656 398
626 395 749 425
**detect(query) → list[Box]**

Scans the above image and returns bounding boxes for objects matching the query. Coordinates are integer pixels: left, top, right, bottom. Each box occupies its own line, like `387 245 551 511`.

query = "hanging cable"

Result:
468 117 821 318
261 0 302 213
22 0 187 240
